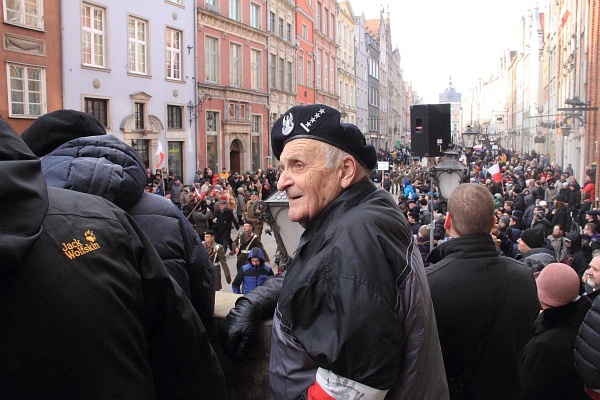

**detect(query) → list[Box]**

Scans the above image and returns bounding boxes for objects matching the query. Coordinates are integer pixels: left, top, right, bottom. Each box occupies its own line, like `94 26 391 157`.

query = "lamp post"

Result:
429 147 467 251
462 125 477 181
252 191 305 272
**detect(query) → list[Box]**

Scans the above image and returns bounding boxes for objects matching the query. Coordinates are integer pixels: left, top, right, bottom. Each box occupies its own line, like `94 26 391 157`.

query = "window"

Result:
330 13 334 39
323 54 328 92
330 54 335 92
323 7 327 35
287 60 292 92
307 60 312 87
269 11 275 33
251 115 260 135
131 139 150 169
278 57 284 90
278 17 283 38
166 28 182 80
167 105 183 129
84 97 108 127
298 55 303 85
205 36 219 83
206 111 217 132
250 3 260 29
250 49 261 90
167 141 183 179
229 0 240 21
269 53 276 89
315 50 320 89
230 43 242 86
128 17 147 75
4 0 43 29
286 23 292 42
7 63 45 117
134 102 145 130
302 24 308 40
316 2 320 31
81 3 106 68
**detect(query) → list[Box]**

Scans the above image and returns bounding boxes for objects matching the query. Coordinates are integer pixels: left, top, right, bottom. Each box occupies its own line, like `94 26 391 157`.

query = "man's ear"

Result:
339 156 359 189
444 212 452 231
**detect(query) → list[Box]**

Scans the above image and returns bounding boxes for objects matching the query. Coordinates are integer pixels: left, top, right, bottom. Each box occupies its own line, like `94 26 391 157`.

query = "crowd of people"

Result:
5 104 600 399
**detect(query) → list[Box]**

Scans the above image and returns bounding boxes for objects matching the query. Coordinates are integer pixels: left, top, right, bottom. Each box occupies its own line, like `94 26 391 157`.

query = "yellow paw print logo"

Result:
84 230 96 243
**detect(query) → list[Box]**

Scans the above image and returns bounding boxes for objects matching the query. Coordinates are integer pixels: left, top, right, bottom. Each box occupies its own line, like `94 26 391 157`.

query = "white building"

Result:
61 0 197 182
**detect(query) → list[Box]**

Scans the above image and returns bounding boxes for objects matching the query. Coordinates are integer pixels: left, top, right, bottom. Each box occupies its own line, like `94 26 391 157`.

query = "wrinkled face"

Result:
587 257 600 288
277 139 343 228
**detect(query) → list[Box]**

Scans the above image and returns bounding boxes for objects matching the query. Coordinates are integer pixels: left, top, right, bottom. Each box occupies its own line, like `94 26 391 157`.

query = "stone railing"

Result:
207 292 272 400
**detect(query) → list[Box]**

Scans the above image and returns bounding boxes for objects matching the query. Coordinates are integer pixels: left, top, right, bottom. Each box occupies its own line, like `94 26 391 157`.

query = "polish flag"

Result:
155 141 165 169
488 163 502 183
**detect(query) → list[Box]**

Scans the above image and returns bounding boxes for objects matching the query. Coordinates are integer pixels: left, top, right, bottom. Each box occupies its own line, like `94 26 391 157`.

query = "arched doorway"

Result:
230 139 242 174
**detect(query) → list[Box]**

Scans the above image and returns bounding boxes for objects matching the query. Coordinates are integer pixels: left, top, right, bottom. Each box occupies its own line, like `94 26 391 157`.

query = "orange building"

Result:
312 0 338 107
0 0 62 133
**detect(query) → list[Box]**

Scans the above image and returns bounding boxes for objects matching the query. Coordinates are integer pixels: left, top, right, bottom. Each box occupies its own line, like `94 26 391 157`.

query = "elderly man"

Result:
220 104 448 399
426 184 540 399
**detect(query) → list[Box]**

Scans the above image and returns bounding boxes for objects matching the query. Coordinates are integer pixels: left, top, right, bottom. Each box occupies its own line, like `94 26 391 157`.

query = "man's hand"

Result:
226 276 232 284
219 299 259 361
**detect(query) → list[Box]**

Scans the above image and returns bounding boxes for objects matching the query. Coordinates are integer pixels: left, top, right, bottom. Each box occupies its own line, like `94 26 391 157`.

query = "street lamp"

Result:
430 147 467 200
462 125 477 180
253 191 305 272
429 147 467 251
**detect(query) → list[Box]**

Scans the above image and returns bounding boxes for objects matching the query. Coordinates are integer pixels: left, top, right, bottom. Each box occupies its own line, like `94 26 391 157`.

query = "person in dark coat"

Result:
426 183 540 399
231 247 274 295
220 104 449 399
417 225 432 267
566 233 592 279
0 117 226 399
21 110 216 326
520 263 590 400
212 197 240 252
574 255 600 399
551 196 569 233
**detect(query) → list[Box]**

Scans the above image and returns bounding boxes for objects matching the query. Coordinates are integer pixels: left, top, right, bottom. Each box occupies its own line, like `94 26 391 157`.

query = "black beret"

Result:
271 104 377 170
22 109 106 157
204 230 215 236
586 209 600 217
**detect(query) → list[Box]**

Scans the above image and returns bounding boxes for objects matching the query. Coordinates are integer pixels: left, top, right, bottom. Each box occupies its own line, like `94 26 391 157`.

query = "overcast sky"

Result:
347 0 537 103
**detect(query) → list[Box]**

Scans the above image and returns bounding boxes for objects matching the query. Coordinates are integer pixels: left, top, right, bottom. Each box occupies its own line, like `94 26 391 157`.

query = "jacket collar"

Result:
297 177 376 249
427 234 498 264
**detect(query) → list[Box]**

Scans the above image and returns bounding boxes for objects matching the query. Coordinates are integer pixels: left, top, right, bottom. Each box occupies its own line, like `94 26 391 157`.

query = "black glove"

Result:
219 298 260 361
226 276 232 284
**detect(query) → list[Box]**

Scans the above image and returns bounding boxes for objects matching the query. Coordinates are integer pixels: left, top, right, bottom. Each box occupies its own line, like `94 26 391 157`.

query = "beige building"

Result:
337 0 357 125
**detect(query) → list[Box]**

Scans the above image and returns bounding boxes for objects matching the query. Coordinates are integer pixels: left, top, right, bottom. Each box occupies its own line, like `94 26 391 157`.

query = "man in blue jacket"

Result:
232 248 273 294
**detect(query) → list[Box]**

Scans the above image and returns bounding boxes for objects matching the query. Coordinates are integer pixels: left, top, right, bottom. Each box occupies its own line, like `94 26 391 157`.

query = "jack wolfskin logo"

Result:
62 230 101 260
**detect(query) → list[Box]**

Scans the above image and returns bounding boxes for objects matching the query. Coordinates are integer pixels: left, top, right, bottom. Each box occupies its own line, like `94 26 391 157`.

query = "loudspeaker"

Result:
410 104 451 157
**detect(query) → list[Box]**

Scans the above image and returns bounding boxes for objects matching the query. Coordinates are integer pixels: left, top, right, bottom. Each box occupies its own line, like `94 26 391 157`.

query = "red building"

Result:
196 1 270 174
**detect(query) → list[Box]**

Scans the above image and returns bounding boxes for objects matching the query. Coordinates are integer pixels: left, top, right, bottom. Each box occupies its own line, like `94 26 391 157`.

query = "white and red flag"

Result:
155 141 165 169
488 163 502 183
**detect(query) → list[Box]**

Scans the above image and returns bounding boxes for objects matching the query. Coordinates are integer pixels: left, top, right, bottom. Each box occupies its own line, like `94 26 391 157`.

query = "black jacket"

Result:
36 134 215 324
426 235 540 399
575 291 600 389
0 119 225 399
520 298 591 399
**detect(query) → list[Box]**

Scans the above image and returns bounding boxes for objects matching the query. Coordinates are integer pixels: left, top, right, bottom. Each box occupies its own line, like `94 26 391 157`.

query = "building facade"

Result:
337 0 356 125
197 0 270 174
1 0 62 133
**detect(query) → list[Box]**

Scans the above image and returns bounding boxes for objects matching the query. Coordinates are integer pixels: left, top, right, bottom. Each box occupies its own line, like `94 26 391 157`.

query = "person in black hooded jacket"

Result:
21 110 215 325
0 116 226 399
